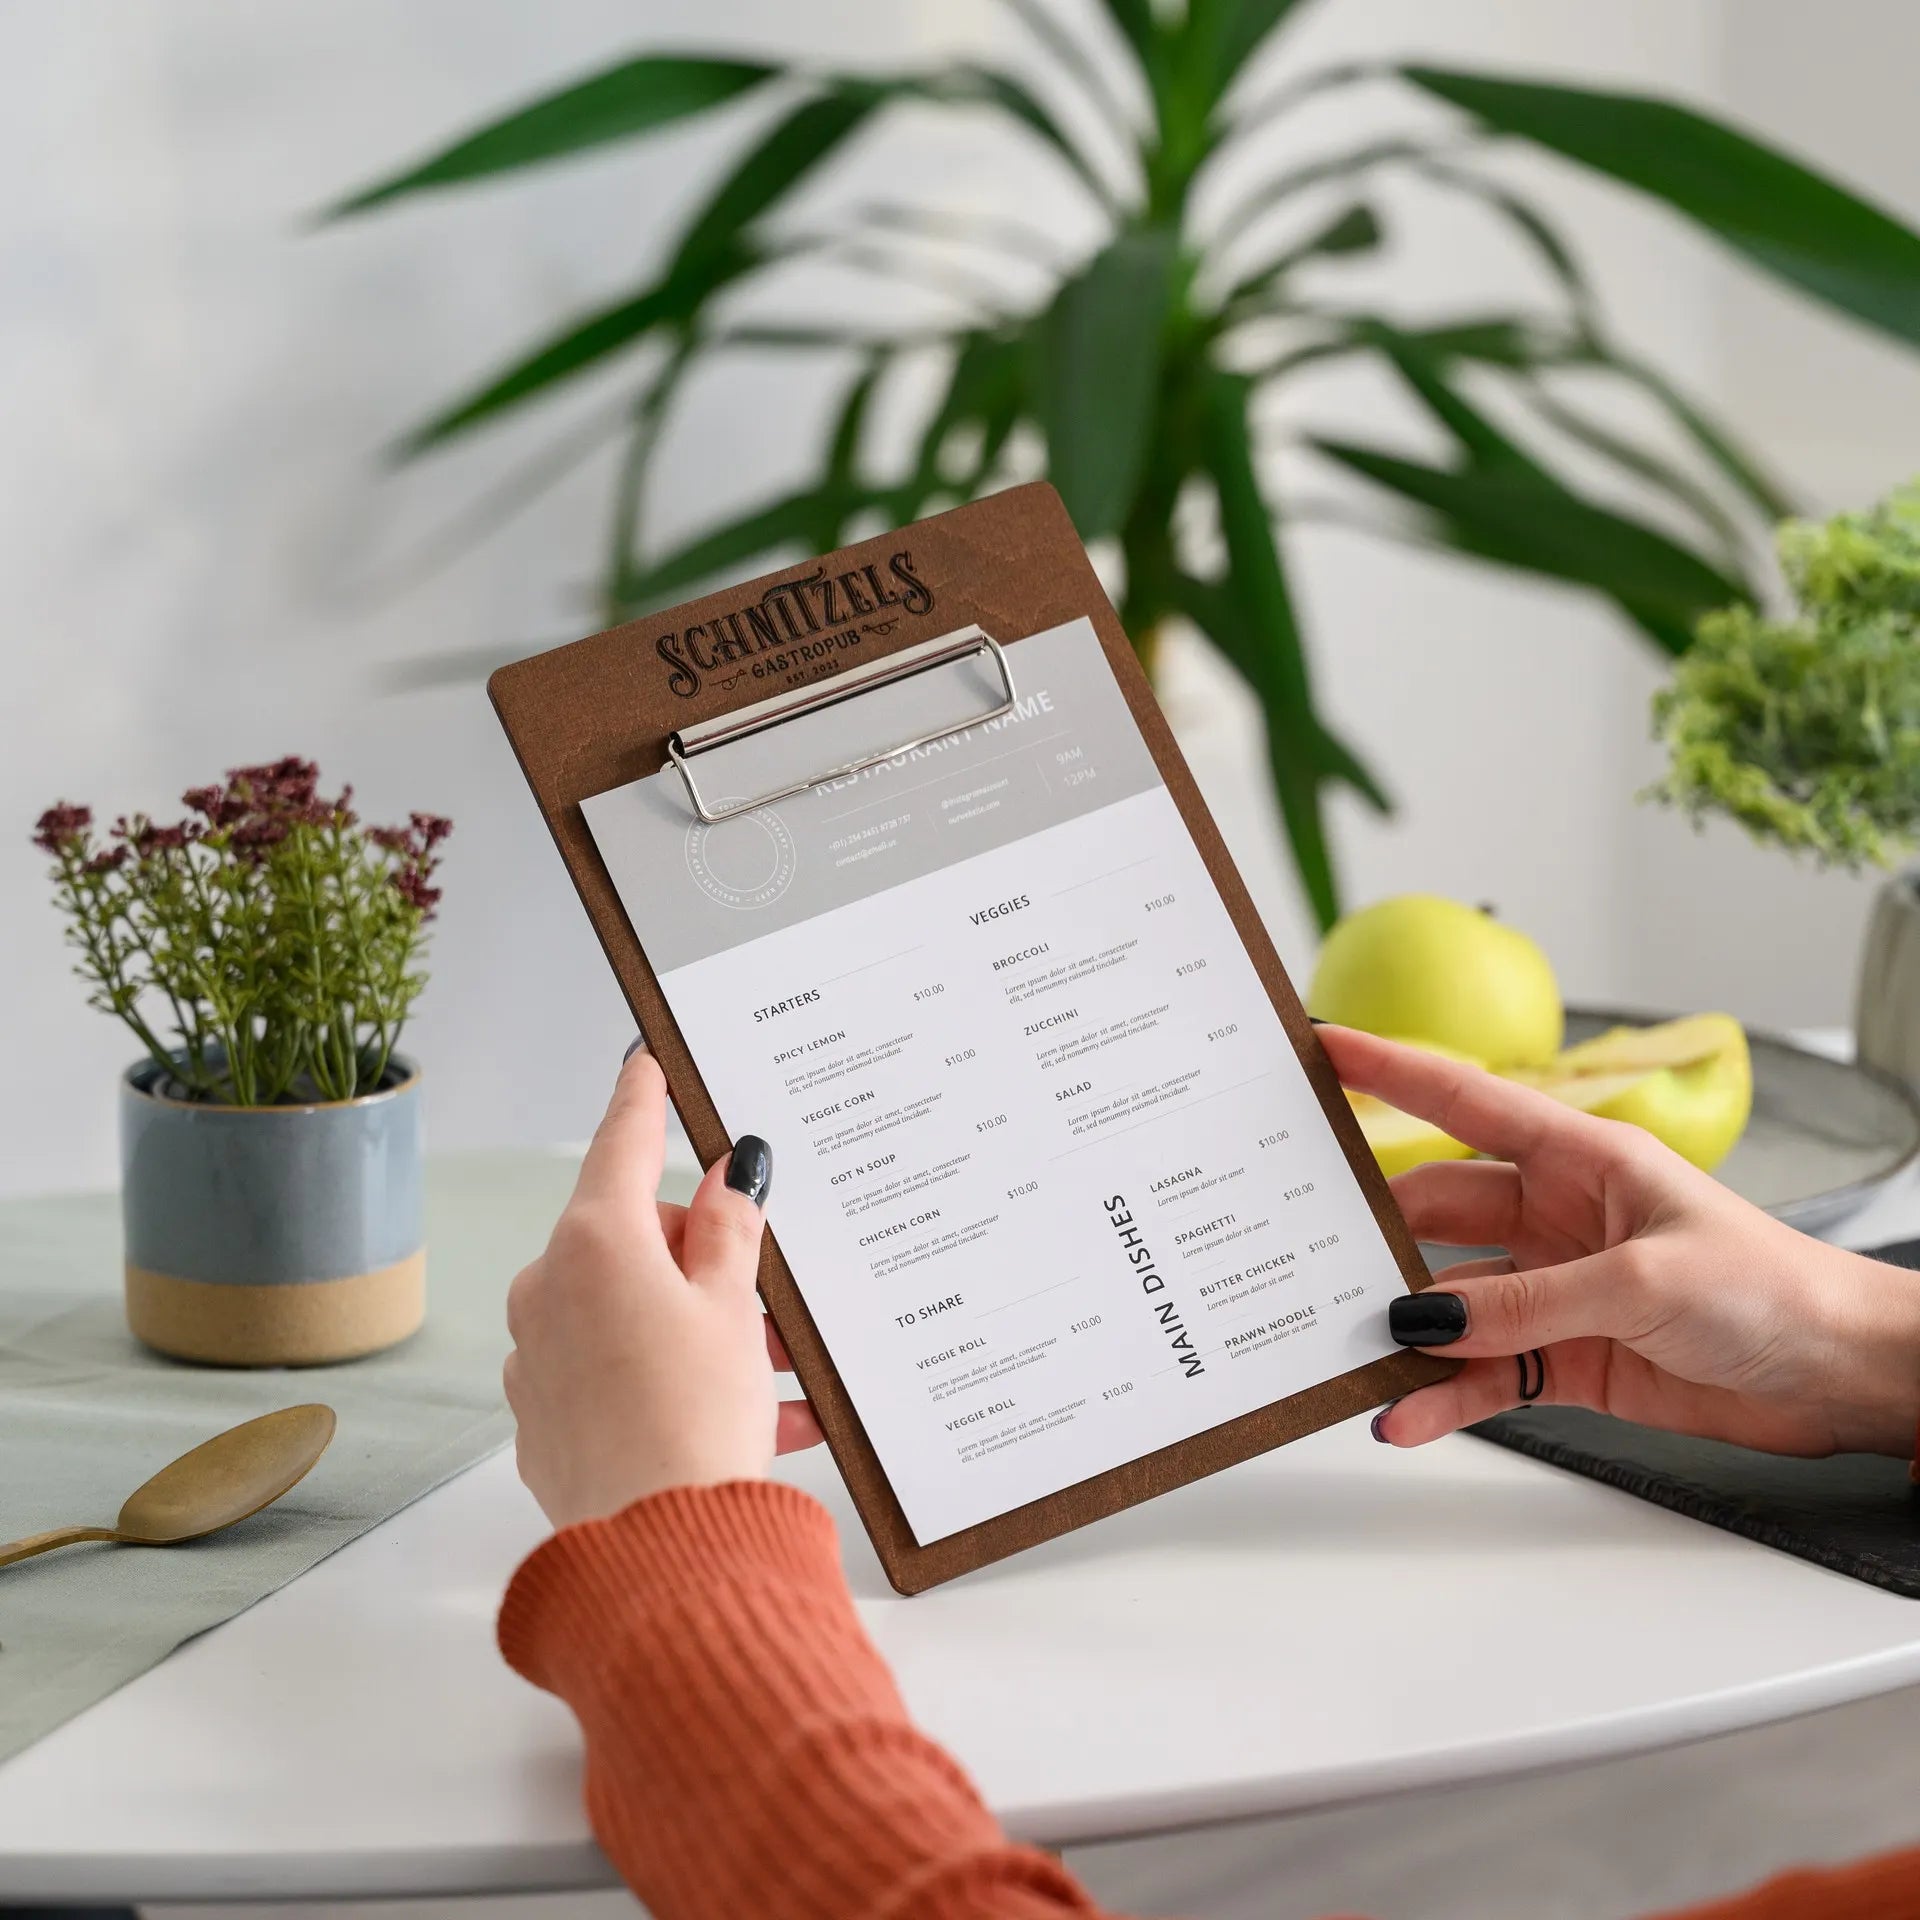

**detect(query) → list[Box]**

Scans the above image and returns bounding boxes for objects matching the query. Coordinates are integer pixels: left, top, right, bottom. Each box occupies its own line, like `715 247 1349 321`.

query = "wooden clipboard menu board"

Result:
491 483 1446 1593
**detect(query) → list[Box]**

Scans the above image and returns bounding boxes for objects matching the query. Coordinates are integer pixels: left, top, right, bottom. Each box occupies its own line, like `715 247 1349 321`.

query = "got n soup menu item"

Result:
490 484 1446 1592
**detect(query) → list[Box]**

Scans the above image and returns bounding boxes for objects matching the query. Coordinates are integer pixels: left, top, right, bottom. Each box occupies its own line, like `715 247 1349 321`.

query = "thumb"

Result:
1388 1247 1639 1358
681 1134 773 1291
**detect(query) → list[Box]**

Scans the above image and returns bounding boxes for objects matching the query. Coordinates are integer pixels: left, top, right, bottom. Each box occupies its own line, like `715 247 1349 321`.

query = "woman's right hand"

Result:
1320 1025 1920 1459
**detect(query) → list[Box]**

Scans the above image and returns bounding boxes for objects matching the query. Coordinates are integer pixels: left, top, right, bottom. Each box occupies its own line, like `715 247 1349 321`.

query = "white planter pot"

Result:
1855 868 1920 1091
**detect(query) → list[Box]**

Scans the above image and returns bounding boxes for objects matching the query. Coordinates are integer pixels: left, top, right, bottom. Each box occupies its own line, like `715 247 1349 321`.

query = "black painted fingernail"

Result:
623 1034 648 1062
1370 1401 1399 1443
726 1135 773 1208
1389 1291 1468 1346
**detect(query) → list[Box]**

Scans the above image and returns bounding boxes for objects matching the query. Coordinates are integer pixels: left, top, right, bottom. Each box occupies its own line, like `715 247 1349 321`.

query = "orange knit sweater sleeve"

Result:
497 1480 1920 1920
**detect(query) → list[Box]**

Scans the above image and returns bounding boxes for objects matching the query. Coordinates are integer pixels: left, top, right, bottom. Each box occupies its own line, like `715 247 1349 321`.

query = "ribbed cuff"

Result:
498 1480 840 1688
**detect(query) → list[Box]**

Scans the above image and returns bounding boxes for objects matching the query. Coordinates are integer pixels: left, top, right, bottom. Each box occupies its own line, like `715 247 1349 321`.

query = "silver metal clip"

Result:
665 625 1017 824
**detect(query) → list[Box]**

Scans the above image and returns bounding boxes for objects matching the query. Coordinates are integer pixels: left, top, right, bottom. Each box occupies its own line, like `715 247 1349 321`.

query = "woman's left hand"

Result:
1325 1025 1920 1457
504 1046 824 1531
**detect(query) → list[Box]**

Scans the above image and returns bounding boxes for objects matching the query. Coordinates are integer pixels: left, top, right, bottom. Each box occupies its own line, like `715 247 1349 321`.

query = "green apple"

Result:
1309 894 1563 1068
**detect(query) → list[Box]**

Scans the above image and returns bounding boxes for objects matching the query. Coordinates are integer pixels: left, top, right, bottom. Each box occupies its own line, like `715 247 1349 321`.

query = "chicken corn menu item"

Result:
583 617 1406 1545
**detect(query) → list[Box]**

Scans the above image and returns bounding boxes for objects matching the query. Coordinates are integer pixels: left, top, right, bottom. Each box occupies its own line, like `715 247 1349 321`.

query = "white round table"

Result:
4 1139 1920 1903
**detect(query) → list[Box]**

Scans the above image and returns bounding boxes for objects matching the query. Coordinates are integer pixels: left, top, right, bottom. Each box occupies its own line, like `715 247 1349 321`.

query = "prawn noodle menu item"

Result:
583 617 1404 1545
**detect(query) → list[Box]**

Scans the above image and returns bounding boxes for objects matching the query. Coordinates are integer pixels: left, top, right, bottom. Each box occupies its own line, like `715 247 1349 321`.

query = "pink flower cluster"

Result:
31 802 91 852
183 755 353 854
367 813 453 914
33 759 452 916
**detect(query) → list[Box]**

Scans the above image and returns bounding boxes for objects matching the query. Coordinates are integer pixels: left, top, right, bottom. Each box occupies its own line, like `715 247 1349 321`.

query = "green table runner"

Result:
0 1150 602 1768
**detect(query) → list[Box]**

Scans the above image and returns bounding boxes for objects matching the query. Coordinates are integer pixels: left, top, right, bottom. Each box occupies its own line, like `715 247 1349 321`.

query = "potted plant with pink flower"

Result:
32 758 452 1365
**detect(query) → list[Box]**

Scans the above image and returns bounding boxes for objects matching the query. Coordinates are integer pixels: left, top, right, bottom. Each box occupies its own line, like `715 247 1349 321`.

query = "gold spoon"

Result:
0 1404 337 1569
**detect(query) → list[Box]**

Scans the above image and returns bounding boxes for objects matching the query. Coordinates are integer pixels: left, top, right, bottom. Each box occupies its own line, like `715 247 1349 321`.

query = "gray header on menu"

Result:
582 618 1165 976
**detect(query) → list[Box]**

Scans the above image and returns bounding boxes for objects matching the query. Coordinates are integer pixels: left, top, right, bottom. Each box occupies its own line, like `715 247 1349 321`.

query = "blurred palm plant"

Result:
331 0 1920 929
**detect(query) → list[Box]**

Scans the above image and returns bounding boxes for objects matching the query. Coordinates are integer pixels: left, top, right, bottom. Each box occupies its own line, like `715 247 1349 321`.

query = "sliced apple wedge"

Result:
1520 1068 1659 1114
1341 1035 1484 1178
1346 1090 1476 1179
1557 1013 1733 1077
1507 1013 1752 1173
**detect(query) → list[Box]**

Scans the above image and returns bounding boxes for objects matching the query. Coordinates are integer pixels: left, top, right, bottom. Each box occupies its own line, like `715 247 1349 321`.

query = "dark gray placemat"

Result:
1475 1236 1920 1597
0 1150 645 1767
1474 1408 1920 1596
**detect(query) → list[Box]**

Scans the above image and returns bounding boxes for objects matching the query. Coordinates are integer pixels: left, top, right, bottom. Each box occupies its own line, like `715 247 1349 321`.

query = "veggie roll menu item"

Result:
583 616 1408 1545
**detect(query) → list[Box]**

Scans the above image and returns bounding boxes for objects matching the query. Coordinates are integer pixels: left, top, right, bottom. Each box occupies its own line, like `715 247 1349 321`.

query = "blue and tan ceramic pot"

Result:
118 1057 425 1366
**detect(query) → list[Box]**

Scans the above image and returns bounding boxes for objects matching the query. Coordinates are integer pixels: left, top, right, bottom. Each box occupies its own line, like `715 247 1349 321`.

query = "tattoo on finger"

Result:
1516 1348 1546 1403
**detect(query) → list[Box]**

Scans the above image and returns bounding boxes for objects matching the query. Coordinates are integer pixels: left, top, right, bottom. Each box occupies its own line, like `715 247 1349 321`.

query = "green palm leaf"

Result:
396 87 890 455
1568 347 1797 522
622 487 846 613
328 56 778 215
1198 0 1311 100
1520 382 1750 571
1415 158 1596 324
1367 345 1758 645
1374 339 1545 476
1039 229 1179 539
1099 0 1160 72
1311 720 1393 814
996 0 1141 148
675 89 885 265
806 355 888 552
1317 439 1745 651
1404 67 1920 348
395 264 731 458
912 67 1117 211
897 331 1028 519
1217 203 1381 312
1277 313 1795 534
1196 371 1344 930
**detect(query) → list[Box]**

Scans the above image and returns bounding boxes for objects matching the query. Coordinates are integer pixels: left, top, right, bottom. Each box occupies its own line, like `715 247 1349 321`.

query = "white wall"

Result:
4 0 1918 1196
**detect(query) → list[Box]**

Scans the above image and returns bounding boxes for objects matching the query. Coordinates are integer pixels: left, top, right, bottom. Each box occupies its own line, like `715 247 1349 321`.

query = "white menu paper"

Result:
583 619 1404 1544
